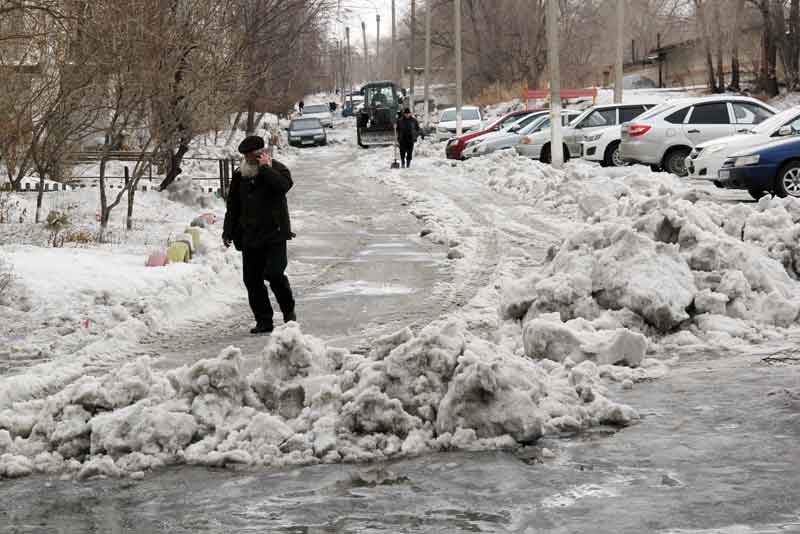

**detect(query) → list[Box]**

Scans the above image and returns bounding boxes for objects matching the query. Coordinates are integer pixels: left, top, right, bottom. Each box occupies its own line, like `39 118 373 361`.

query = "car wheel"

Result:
663 147 691 177
602 141 625 167
775 161 800 198
748 188 767 201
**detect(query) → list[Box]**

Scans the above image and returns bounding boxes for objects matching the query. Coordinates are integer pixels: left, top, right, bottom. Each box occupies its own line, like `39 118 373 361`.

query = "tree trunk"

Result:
98 158 109 241
787 0 800 89
695 0 717 92
245 102 256 135
714 1 725 91
35 175 45 223
157 142 189 191
730 0 745 90
759 1 779 96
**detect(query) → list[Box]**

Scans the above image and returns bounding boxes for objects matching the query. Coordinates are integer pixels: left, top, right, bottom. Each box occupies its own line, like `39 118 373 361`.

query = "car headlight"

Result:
734 155 759 167
314 134 324 138
703 144 725 155
583 133 602 142
437 127 448 133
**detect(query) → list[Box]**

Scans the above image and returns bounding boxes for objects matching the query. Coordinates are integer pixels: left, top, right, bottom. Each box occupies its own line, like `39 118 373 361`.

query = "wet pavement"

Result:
2 350 798 533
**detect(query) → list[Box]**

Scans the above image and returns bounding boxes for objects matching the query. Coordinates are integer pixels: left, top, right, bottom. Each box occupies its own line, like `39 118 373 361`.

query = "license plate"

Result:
302 140 314 145
719 169 730 180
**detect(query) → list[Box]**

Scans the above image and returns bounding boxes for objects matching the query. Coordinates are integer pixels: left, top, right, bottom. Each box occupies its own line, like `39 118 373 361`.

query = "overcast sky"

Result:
333 0 408 41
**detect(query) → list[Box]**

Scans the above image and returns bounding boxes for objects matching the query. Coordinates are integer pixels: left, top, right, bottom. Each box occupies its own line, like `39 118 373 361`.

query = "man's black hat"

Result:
238 135 265 154
402 108 411 113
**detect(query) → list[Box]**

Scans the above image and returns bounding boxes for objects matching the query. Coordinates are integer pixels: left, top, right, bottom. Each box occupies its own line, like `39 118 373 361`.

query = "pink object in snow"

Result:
145 251 169 267
199 213 217 225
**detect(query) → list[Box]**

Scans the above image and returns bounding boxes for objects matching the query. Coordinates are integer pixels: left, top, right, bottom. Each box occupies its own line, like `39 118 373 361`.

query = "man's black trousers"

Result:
399 142 414 167
242 241 295 325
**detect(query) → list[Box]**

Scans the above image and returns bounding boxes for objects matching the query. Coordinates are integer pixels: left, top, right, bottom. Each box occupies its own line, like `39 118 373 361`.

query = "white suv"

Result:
619 96 777 176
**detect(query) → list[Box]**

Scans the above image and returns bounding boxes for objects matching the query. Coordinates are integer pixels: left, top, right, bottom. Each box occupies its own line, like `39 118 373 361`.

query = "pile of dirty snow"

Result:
0 321 663 479
499 165 800 350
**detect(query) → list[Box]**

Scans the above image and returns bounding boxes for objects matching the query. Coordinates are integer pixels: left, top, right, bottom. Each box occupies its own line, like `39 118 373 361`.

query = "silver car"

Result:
460 111 550 158
515 104 651 163
619 95 776 176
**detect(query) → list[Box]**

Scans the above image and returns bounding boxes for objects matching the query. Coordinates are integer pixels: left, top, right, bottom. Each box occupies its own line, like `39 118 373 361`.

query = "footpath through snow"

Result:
4 118 800 479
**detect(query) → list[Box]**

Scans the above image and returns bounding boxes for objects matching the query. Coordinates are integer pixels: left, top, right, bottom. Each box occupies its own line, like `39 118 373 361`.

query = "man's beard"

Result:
240 158 259 177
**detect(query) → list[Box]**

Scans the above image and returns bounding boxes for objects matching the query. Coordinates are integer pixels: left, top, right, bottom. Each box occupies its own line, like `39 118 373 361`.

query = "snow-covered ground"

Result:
2 92 800 481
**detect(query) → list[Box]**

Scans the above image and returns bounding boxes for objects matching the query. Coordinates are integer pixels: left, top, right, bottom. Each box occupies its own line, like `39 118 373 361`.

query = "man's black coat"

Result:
396 116 421 146
223 160 294 250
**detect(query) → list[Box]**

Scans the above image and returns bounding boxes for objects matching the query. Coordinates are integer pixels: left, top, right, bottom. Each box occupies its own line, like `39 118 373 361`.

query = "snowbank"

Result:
0 321 659 479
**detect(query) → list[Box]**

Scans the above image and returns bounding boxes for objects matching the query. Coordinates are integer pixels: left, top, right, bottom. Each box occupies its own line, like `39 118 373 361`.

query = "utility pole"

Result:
346 27 353 110
455 0 462 136
657 32 662 88
392 0 397 85
376 14 381 76
423 0 432 129
547 0 563 168
362 20 370 79
409 0 416 111
614 0 624 103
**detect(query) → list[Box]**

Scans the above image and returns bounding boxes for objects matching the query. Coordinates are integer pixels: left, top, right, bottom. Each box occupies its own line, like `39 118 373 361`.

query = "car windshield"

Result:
520 115 550 134
751 108 800 134
492 113 530 130
303 105 328 114
504 112 545 130
291 118 322 131
439 108 480 122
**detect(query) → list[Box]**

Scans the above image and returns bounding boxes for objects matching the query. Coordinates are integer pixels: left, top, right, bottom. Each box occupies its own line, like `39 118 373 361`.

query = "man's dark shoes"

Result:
284 311 297 323
250 321 273 334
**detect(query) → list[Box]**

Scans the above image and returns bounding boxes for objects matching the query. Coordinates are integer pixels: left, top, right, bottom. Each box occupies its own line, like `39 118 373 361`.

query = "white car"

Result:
687 107 800 180
580 105 658 166
460 111 549 158
301 103 334 127
434 106 483 141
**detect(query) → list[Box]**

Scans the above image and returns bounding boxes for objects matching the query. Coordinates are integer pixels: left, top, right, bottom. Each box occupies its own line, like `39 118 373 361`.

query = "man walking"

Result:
396 108 421 168
223 135 296 334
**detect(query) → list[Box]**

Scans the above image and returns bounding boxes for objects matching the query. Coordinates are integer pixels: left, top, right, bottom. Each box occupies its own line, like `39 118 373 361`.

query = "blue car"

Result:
717 136 800 199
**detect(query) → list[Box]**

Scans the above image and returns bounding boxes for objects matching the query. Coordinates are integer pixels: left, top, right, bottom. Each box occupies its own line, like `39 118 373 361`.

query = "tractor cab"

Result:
356 81 403 148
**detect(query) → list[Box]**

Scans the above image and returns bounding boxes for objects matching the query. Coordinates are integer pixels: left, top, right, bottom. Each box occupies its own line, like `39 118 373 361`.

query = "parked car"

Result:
287 118 327 147
619 96 777 176
434 106 483 141
716 136 800 199
461 111 550 158
342 95 365 117
514 105 631 162
579 104 659 166
301 103 334 127
687 106 800 180
445 109 543 160
466 110 580 159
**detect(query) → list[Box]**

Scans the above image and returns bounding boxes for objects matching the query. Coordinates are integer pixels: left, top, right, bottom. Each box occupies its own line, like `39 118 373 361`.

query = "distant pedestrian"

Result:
223 135 297 334
396 108 421 169
298 100 305 114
